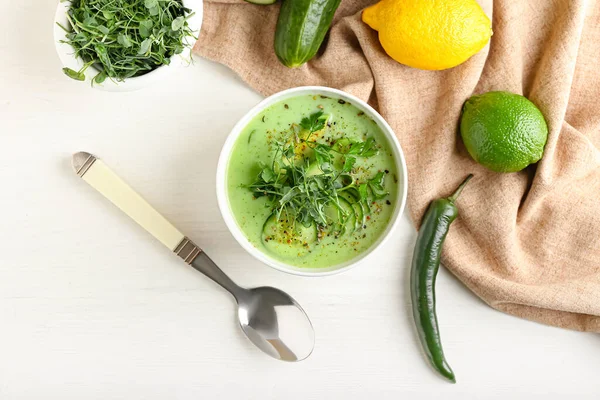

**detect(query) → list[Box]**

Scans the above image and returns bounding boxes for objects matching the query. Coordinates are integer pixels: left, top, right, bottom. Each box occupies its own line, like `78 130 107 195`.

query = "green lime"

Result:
460 91 548 173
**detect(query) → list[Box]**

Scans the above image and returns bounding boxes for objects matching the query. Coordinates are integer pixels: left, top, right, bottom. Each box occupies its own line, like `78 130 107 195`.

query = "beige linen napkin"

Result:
194 0 600 332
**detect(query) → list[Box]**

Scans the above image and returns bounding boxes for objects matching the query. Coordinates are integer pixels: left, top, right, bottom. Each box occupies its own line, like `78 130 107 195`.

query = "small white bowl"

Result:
216 86 408 277
53 0 203 92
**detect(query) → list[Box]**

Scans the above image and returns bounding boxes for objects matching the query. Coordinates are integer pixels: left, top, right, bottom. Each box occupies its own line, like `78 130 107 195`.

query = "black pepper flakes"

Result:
284 104 289 109
338 99 346 104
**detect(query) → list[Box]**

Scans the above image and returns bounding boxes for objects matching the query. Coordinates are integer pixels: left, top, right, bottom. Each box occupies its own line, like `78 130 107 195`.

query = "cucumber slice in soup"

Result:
324 197 356 237
339 192 364 231
262 212 317 258
305 162 322 177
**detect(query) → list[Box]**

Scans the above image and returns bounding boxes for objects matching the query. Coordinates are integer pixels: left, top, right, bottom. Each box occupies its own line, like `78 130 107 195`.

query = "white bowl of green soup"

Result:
217 87 408 276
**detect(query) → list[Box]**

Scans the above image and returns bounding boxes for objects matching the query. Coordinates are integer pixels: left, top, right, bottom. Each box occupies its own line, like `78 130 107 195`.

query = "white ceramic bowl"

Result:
216 86 408 276
53 0 203 92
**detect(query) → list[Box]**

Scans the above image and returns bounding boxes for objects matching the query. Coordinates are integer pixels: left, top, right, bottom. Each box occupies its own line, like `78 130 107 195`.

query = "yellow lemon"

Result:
362 0 492 70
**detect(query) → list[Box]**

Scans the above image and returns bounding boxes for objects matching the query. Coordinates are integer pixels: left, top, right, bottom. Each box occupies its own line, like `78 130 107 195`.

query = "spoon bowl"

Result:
238 287 314 362
190 252 315 362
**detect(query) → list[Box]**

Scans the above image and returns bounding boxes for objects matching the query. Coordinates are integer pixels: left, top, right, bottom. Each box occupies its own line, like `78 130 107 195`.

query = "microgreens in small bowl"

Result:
53 0 202 91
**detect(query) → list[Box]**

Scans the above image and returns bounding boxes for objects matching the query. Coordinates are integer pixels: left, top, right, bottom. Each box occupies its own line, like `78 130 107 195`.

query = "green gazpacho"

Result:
227 94 399 268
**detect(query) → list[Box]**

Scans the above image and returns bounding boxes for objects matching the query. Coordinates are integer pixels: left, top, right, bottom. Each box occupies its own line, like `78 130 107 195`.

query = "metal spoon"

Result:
72 152 314 362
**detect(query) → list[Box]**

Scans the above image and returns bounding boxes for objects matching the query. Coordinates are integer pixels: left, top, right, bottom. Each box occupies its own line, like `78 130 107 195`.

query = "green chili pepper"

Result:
410 174 473 384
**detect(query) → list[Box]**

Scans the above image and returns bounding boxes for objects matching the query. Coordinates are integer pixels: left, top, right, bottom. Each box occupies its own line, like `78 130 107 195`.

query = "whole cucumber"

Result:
274 0 342 68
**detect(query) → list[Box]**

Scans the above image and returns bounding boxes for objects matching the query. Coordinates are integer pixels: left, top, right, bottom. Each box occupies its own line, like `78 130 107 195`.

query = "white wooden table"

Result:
1 2 599 399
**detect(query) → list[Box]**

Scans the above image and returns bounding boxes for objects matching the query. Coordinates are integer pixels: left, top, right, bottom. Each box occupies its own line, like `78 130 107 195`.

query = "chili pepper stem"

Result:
447 174 473 203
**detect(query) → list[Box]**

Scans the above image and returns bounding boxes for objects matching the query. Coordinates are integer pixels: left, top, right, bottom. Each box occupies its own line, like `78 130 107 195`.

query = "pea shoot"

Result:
248 111 389 237
57 0 196 84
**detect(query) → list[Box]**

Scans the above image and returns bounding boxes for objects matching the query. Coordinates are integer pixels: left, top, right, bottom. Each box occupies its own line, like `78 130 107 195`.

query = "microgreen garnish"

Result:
247 110 389 237
300 111 329 133
336 137 379 157
58 0 196 83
